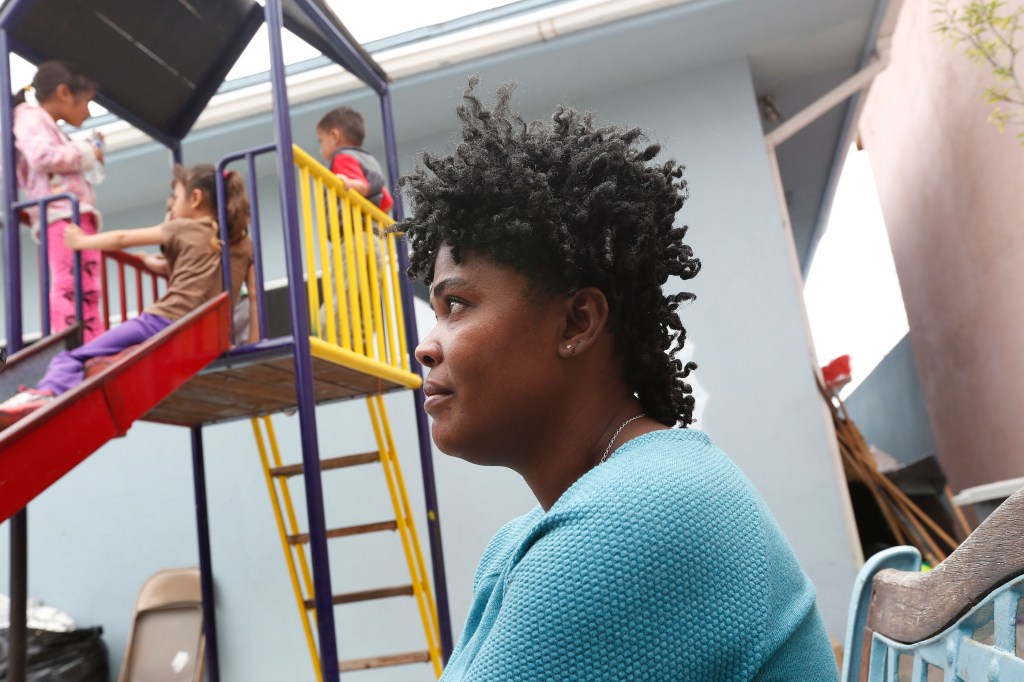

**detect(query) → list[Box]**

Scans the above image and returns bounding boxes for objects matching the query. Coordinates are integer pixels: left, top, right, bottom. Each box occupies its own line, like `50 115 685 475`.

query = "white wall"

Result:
1 56 857 679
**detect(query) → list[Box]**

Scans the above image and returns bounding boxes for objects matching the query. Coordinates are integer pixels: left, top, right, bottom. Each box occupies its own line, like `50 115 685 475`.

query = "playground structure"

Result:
0 0 453 679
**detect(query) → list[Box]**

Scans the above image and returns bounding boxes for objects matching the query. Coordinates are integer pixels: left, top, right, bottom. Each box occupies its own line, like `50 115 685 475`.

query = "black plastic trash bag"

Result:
0 626 108 681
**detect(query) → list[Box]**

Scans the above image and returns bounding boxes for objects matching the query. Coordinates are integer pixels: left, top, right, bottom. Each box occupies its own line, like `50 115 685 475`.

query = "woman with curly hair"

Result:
402 79 838 681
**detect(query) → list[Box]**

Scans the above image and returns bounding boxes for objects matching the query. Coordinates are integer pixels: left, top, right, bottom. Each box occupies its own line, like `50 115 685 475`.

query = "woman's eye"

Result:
432 296 468 320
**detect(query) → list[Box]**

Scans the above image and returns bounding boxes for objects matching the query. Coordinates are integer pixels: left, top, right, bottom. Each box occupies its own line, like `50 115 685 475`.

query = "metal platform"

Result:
143 337 415 426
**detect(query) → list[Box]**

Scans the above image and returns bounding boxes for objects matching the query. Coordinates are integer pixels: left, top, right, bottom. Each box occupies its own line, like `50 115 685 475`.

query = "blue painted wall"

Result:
845 334 937 467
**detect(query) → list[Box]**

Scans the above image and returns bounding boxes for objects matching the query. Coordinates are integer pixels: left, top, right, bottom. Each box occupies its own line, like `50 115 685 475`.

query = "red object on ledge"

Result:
822 354 852 393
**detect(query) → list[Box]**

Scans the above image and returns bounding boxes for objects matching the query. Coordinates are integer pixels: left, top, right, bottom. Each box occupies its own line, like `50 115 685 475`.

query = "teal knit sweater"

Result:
440 429 839 681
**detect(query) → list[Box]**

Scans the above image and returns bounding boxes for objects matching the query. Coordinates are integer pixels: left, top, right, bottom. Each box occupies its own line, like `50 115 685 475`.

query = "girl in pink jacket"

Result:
13 60 104 341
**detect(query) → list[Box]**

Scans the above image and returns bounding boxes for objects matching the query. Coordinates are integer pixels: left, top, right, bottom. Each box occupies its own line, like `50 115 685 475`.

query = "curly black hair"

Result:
397 78 701 426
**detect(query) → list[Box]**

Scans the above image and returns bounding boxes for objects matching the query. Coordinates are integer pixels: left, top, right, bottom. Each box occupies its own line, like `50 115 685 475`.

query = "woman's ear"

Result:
559 287 609 358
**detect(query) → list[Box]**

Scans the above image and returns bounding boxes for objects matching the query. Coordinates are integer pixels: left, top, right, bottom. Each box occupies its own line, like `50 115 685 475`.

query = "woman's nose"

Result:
415 328 442 368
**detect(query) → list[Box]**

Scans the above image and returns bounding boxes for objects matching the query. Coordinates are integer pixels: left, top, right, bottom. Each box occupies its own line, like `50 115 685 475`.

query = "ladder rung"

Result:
304 584 414 609
269 451 379 478
288 520 398 545
339 650 432 672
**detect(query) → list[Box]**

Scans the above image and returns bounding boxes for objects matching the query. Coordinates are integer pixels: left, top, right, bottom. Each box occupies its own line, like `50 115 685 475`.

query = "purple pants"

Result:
38 312 171 396
47 215 103 342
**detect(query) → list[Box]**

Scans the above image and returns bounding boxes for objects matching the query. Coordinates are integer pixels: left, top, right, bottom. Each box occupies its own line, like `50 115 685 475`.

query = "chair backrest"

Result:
841 487 1024 681
118 567 205 682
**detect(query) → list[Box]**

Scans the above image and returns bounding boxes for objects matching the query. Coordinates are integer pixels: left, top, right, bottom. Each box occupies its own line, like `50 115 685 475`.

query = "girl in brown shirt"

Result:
0 163 256 426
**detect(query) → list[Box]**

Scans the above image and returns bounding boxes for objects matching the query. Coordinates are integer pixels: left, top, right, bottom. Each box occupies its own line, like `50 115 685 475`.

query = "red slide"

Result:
0 294 231 521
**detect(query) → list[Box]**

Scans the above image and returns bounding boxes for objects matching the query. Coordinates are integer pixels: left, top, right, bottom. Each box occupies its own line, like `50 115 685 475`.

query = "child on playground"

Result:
0 164 256 429
315 106 393 342
316 106 394 212
13 60 105 341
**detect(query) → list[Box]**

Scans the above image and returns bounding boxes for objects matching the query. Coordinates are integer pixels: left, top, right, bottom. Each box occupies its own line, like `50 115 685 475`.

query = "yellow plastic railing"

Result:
292 145 419 390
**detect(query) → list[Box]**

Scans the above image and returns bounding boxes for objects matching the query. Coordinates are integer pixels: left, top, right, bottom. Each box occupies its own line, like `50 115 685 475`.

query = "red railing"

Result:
100 251 167 331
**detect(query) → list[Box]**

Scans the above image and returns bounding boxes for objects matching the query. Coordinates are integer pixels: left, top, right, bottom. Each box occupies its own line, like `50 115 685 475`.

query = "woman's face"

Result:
416 246 567 466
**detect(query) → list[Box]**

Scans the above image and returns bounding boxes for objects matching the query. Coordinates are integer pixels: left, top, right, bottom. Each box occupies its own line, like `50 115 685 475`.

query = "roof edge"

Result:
96 0 698 153
800 0 905 276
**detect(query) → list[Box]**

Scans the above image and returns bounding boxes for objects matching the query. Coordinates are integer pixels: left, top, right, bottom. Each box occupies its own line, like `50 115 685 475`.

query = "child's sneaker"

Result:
0 387 55 430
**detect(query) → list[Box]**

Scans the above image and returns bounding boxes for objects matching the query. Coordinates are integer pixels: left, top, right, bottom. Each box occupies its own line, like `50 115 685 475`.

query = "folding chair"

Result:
119 567 205 682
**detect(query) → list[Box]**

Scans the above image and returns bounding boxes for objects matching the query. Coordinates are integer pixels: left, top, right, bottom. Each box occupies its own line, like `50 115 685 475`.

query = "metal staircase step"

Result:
288 520 398 545
304 584 414 609
339 650 432 672
269 451 379 478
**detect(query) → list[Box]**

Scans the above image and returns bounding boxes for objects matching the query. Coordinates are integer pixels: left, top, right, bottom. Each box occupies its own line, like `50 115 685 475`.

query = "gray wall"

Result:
1 57 858 679
845 334 937 467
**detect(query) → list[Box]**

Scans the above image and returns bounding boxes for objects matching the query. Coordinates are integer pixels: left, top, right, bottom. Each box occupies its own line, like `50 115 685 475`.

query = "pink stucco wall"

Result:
860 0 1024 491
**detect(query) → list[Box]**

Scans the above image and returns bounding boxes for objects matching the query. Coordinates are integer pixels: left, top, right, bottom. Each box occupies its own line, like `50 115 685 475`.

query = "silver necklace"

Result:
599 413 645 464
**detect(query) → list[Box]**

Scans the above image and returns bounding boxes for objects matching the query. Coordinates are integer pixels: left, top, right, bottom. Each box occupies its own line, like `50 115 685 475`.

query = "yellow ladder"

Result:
251 395 443 679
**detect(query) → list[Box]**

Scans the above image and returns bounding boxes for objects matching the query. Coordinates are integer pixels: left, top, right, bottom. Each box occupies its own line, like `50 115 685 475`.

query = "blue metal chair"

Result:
841 487 1024 681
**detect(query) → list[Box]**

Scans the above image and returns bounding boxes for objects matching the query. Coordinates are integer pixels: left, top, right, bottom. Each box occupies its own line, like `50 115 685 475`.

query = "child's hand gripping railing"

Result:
292 145 419 390
11 193 84 338
98 251 168 331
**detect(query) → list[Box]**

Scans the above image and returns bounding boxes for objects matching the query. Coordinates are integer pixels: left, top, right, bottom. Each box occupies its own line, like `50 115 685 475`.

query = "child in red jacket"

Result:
315 106 393 213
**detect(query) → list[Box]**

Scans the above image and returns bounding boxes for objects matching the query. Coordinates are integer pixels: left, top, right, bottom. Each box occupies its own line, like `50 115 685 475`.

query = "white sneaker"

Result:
0 387 55 429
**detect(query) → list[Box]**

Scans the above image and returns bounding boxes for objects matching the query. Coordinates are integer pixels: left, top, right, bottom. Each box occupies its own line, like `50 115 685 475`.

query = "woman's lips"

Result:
423 380 453 412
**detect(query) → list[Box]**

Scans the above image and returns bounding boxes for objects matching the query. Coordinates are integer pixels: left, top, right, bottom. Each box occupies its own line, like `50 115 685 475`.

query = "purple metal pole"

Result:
190 427 221 682
214 171 233 309
1 27 28 682
290 0 387 94
70 202 83 328
15 194 82 337
37 205 49 334
1 28 21 351
379 88 454 659
217 145 275 341
7 514 26 682
265 0 340 677
245 154 269 339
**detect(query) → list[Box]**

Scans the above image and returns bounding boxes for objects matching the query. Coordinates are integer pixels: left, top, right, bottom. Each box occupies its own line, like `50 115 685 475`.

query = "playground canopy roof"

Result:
0 0 388 147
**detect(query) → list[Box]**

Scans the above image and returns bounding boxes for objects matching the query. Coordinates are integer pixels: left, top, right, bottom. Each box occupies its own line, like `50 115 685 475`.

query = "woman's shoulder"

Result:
563 428 757 519
547 429 784 567
480 508 542 563
472 507 542 587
